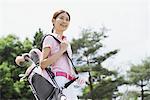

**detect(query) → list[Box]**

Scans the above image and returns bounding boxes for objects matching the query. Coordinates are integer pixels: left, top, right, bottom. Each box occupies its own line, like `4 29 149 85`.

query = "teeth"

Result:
60 24 67 27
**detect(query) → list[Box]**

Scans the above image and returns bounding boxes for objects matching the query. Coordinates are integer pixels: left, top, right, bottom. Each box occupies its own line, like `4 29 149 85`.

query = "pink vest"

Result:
42 33 74 76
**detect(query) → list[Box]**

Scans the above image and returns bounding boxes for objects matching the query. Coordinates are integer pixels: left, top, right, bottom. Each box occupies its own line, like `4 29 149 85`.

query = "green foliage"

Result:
71 28 125 99
127 57 150 99
22 38 33 52
128 57 150 84
82 76 126 99
71 28 119 65
71 29 105 56
0 35 21 65
0 34 34 99
0 62 14 99
0 29 45 99
122 91 139 100
33 28 44 50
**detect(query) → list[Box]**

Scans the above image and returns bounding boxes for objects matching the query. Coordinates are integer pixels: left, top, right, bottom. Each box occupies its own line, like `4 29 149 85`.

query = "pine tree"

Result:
71 28 126 99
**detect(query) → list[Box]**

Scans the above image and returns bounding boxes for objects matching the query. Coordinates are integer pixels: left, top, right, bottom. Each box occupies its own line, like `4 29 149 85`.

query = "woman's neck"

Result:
54 30 64 39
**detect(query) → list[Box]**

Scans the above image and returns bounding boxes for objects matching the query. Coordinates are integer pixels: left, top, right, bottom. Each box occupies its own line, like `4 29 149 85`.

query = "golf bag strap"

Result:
45 68 61 89
41 34 78 74
45 68 79 89
26 65 38 78
64 77 79 88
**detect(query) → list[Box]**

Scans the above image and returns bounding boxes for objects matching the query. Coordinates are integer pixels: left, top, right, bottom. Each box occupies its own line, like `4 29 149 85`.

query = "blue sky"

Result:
0 0 149 73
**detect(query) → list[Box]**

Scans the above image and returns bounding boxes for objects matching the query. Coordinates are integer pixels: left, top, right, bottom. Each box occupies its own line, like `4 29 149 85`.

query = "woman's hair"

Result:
51 10 70 33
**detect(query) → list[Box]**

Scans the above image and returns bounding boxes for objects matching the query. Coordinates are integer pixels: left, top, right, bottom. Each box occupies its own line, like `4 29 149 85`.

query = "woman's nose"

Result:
62 19 68 23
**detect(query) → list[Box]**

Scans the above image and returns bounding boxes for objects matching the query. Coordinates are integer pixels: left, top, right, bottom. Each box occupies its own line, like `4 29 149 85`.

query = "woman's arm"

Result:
40 42 68 69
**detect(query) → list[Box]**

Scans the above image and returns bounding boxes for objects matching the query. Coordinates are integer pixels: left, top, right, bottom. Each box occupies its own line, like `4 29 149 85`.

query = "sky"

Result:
0 0 150 74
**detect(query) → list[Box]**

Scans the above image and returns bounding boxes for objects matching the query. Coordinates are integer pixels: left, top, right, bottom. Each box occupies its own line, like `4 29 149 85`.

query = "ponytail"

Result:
51 25 54 33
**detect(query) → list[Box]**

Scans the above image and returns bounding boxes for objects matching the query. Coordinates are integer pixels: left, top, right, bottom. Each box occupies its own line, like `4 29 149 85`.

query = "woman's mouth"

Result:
60 24 67 28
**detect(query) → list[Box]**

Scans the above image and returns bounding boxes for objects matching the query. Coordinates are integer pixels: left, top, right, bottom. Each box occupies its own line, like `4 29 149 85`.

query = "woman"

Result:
40 10 84 100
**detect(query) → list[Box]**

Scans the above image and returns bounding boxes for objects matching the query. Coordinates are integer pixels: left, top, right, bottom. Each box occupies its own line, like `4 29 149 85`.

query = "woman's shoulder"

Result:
42 34 56 48
43 34 56 42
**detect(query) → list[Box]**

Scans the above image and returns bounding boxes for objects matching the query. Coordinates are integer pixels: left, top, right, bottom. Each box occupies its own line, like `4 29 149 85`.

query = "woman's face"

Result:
53 12 70 32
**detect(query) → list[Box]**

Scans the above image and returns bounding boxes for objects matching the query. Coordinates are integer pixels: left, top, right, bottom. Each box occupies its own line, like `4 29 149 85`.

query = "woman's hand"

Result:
60 41 68 53
76 77 85 86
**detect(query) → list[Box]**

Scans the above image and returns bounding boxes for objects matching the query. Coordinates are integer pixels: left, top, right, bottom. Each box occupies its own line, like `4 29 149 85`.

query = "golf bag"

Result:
18 34 79 100
19 48 78 100
27 66 66 100
17 48 65 100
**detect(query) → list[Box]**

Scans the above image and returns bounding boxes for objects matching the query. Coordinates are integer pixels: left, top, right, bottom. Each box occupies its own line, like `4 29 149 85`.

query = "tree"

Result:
0 35 21 65
127 57 150 100
0 34 34 99
71 28 125 99
33 28 44 50
0 28 46 99
121 90 139 100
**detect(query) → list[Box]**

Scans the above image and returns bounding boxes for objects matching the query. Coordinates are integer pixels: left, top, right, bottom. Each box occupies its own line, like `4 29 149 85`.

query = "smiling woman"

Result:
51 10 70 34
40 10 85 100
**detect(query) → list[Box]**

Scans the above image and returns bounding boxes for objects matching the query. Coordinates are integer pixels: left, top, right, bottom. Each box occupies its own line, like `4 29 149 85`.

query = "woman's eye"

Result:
66 18 69 21
59 17 63 20
58 17 69 21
